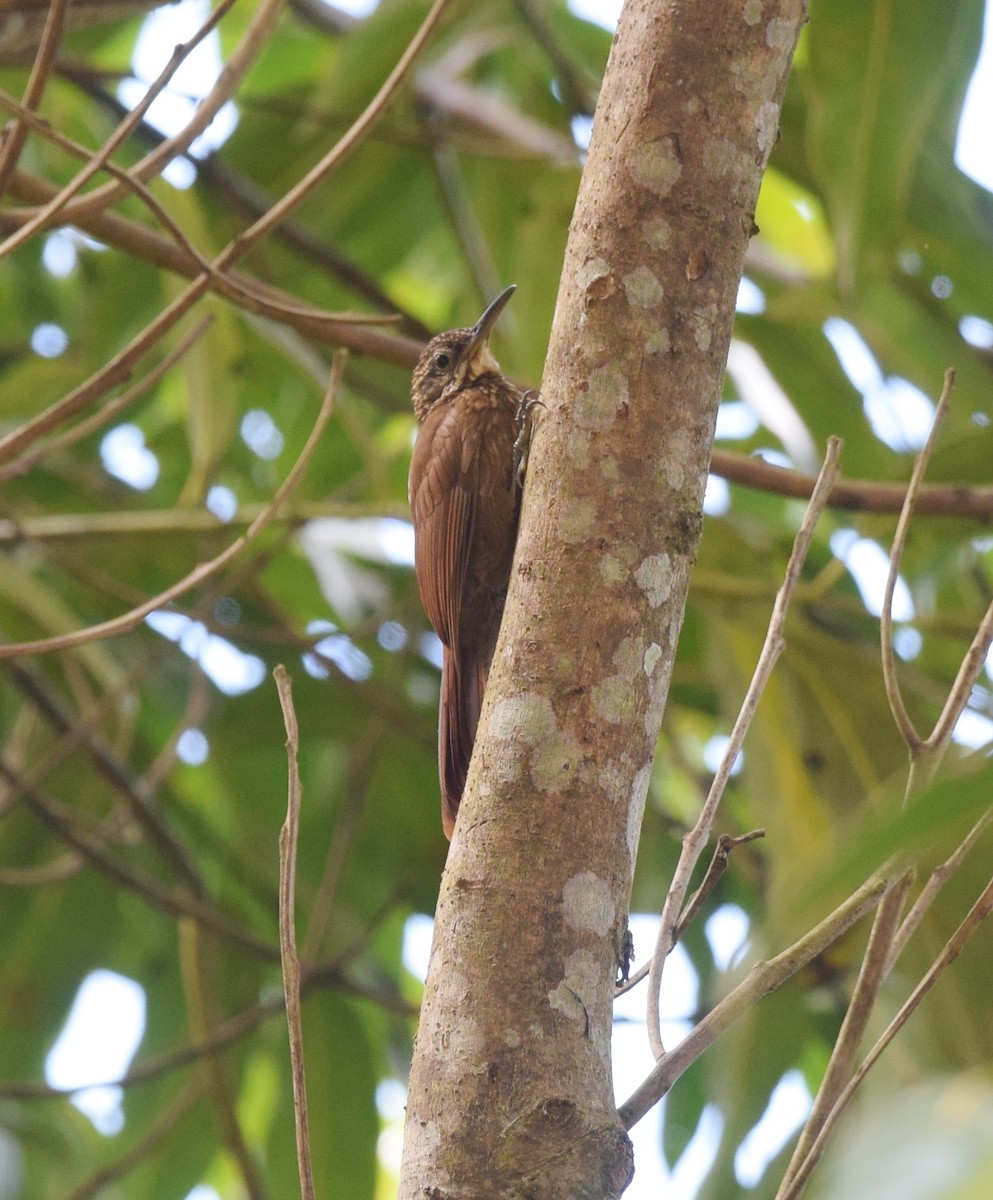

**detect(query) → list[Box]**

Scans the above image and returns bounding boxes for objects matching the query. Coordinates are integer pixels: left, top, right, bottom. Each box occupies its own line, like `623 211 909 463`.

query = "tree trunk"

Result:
399 1 806 1196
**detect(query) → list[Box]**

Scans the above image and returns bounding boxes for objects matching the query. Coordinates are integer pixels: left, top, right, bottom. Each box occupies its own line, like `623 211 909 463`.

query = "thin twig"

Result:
65 1079 204 1200
59 0 283 223
0 0 68 197
886 809 993 972
275 664 317 1200
615 829 765 999
0 317 212 484
619 873 890 1129
880 369 954 752
646 437 843 1058
777 875 910 1197
778 870 993 1200
0 0 449 464
0 0 239 260
0 499 403 542
926 597 993 759
0 352 344 658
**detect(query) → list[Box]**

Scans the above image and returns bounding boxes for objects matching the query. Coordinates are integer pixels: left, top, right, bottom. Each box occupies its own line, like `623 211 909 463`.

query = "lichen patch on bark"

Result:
634 552 674 607
562 871 615 935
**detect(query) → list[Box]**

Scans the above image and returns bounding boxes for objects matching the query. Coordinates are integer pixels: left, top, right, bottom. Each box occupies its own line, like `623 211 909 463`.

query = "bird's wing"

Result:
409 402 478 651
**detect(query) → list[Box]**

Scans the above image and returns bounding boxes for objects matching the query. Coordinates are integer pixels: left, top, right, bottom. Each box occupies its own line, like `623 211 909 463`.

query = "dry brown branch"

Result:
0 316 212 484
0 499 404 542
0 0 67 196
708 449 993 520
880 370 954 752
646 437 842 1058
61 0 282 222
0 0 238 259
0 0 448 465
615 829 765 999
0 352 343 658
3 167 427 367
619 874 891 1130
886 809 993 970
65 1079 204 1200
778 870 993 1200
777 875 911 1197
275 664 317 1200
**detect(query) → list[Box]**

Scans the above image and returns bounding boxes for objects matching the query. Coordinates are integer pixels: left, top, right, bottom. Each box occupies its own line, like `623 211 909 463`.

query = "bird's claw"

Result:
512 390 544 488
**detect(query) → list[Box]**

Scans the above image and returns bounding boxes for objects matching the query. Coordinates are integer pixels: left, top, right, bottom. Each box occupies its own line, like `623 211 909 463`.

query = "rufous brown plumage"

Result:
408 286 523 838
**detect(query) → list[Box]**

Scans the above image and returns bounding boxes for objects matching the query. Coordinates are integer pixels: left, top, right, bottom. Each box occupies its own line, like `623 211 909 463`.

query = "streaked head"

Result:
411 286 516 419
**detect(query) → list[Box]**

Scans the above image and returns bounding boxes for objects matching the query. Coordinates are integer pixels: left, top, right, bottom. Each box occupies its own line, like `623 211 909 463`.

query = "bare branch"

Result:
880 369 954 751
620 874 890 1130
0 0 449 464
0 316 212 484
0 353 343 658
779 870 993 1200
275 664 317 1200
646 437 842 1058
0 0 68 197
0 0 239 259
887 810 993 971
777 875 910 1197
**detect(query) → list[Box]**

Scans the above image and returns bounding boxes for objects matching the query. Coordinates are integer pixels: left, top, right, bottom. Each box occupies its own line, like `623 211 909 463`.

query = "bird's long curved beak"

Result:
465 285 516 358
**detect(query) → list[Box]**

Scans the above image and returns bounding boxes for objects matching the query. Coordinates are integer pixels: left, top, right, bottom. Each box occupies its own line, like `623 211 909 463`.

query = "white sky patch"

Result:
735 1070 812 1187
754 447 793 469
119 0 238 188
240 409 284 460
960 315 993 348
42 232 77 277
176 727 209 764
45 970 146 1135
303 618 373 681
377 620 408 651
572 114 594 150
952 705 993 750
823 318 935 452
703 474 730 516
206 484 238 522
893 626 923 662
957 0 993 191
419 631 444 670
300 518 412 621
30 322 69 358
830 530 915 620
145 610 266 694
736 277 766 314
101 424 160 490
568 0 622 30
376 518 417 566
706 904 750 972
716 400 760 442
702 734 743 777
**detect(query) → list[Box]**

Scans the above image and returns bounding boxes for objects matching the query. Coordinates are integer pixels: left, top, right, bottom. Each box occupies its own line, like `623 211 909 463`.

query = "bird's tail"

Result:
439 651 487 839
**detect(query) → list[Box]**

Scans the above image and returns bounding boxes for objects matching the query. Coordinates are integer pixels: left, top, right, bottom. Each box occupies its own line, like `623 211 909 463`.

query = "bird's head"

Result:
411 285 516 420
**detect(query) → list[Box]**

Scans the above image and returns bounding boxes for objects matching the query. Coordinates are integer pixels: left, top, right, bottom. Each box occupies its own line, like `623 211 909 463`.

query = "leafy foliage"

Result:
0 1 992 1197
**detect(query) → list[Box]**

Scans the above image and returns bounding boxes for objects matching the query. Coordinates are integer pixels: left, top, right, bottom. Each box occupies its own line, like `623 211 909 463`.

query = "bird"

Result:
408 285 528 839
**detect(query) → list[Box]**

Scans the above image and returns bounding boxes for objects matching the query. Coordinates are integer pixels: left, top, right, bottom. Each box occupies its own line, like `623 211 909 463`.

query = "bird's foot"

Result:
512 390 544 488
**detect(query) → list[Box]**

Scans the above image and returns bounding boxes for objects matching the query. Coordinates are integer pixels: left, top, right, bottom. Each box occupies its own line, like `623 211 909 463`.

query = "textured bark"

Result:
399 2 806 1196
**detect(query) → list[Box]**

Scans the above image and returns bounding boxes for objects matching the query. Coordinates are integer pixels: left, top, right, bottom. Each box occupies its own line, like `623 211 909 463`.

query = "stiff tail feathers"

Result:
438 651 488 839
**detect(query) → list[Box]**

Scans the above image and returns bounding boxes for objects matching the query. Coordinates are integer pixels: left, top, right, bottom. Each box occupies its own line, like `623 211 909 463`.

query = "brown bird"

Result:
409 286 525 839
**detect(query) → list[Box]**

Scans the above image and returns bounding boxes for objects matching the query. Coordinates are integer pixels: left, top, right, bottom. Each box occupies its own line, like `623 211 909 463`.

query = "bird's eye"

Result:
433 352 451 370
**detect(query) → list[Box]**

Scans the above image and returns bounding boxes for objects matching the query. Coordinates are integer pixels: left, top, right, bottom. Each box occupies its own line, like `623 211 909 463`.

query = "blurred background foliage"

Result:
1 0 992 1197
